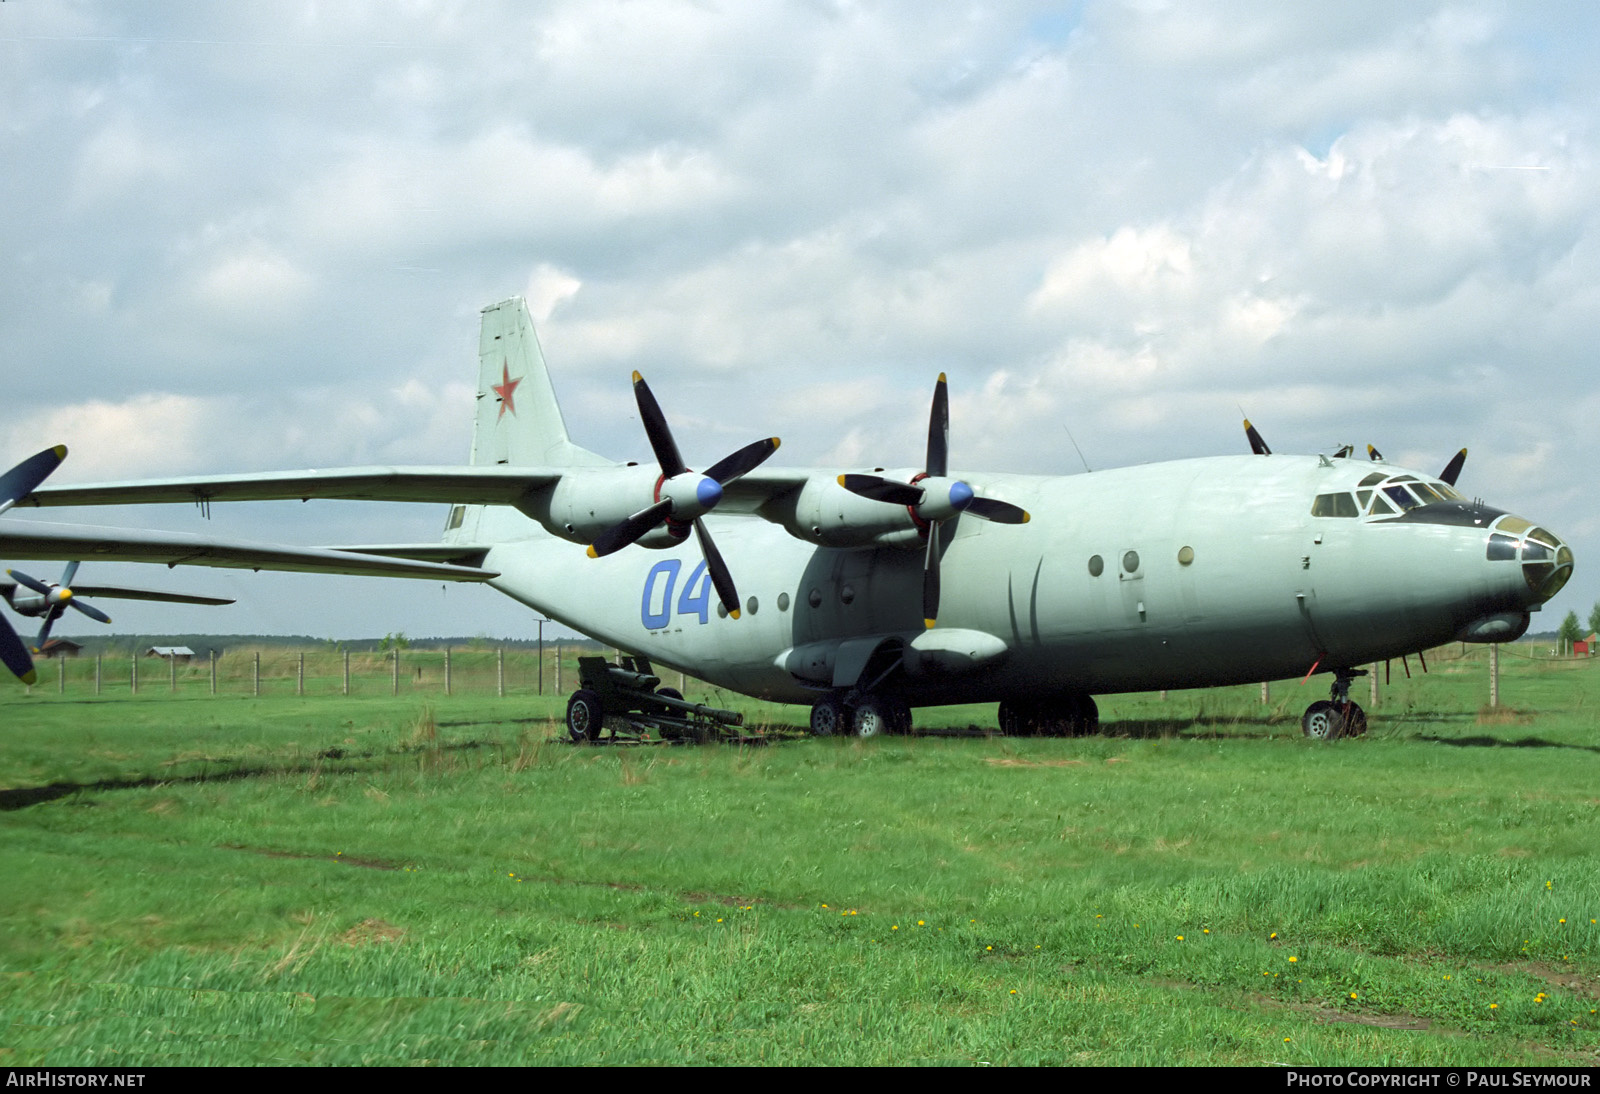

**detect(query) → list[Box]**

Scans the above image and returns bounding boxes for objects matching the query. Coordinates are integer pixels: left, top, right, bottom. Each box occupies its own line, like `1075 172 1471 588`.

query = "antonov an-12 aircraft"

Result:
17 298 1574 740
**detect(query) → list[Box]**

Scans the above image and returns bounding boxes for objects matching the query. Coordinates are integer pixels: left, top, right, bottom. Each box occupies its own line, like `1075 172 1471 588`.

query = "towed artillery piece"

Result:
565 654 751 744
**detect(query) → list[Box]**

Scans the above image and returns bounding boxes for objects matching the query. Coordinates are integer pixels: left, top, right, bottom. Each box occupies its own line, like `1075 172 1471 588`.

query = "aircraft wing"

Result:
16 466 564 507
0 581 235 606
0 520 496 581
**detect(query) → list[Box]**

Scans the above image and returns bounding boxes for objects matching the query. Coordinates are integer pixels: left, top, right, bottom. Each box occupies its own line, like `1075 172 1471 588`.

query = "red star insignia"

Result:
492 359 521 419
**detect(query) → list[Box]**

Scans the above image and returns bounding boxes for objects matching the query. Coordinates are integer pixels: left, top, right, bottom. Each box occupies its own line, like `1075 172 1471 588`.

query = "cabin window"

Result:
777 592 790 612
1311 492 1359 517
445 505 465 531
1122 551 1140 574
1088 555 1103 577
746 596 759 616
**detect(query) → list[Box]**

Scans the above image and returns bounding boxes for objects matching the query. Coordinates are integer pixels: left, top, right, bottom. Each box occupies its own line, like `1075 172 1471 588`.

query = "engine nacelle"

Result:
778 472 925 549
518 465 668 546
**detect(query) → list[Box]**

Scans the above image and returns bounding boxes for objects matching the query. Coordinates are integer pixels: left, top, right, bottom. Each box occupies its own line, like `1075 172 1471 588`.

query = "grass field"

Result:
2 642 1598 1066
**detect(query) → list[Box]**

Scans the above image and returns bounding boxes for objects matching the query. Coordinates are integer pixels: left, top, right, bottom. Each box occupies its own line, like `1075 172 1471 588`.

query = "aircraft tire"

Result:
851 696 893 738
567 689 605 743
1301 700 1343 741
997 699 1040 736
1337 700 1367 737
810 697 847 737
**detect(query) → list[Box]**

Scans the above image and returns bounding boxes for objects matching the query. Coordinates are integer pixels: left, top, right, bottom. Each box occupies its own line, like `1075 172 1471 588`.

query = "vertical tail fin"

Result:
472 298 608 468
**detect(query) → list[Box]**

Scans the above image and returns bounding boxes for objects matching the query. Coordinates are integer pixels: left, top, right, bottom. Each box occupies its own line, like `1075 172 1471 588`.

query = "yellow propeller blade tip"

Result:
20 670 37 686
1021 512 1032 524
924 618 936 629
729 609 741 620
631 370 643 383
771 437 781 448
937 372 947 383
585 545 600 559
52 445 68 459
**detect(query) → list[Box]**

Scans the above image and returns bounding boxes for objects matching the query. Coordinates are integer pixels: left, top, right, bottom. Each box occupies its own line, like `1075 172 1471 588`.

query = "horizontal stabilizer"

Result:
0 520 496 581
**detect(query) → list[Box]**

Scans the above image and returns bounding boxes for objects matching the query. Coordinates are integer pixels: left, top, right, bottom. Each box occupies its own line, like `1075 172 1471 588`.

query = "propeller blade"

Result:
632 372 688 478
838 474 924 507
1243 419 1271 456
926 374 949 478
1367 444 1384 462
67 598 111 625
7 569 52 597
34 604 67 651
0 444 67 512
1332 444 1353 459
922 525 941 628
586 498 674 558
1440 448 1468 486
703 437 780 485
963 496 1031 524
60 561 80 588
0 613 36 684
692 519 741 619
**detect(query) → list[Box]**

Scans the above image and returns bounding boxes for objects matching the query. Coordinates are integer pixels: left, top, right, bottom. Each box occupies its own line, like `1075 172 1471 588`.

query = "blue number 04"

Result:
641 559 712 630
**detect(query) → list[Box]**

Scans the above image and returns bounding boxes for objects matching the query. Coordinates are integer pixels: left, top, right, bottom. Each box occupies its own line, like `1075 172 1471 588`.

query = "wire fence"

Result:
18 645 696 701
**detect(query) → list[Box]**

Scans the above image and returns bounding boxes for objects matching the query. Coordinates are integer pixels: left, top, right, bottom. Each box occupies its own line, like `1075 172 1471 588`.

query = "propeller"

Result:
8 562 114 652
837 374 1031 628
1243 419 1271 456
585 371 780 620
0 444 68 683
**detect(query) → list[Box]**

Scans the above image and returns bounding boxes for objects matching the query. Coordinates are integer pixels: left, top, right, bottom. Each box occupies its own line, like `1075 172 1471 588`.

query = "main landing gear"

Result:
1301 668 1369 741
996 694 1100 737
809 693 913 738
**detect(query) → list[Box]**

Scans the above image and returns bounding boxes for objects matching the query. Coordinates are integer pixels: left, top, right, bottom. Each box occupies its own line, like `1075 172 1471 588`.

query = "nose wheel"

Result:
1302 669 1369 740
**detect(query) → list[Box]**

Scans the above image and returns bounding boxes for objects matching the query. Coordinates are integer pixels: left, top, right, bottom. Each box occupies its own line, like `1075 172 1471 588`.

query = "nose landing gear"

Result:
1302 668 1368 740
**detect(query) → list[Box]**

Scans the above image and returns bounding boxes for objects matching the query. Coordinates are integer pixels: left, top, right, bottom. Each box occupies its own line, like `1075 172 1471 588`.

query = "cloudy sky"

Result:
1 0 1596 642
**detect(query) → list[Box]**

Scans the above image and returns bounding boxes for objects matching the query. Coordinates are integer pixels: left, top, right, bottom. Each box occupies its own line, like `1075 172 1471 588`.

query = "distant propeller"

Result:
585 372 780 620
837 374 1030 627
1367 444 1384 462
8 562 114 652
1439 448 1468 486
0 444 68 683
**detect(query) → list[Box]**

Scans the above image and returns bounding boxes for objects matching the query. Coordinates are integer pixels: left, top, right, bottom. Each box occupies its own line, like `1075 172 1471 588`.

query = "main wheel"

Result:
884 697 913 736
810 697 847 736
997 699 1040 736
1337 700 1367 737
567 689 604 743
852 696 892 738
1301 699 1342 741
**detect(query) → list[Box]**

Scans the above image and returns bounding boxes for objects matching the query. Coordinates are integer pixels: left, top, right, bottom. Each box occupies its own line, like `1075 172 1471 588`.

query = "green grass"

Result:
2 643 1598 1065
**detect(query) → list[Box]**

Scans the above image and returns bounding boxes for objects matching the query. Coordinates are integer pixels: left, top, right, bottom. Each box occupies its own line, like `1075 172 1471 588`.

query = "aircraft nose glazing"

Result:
1520 524 1574 604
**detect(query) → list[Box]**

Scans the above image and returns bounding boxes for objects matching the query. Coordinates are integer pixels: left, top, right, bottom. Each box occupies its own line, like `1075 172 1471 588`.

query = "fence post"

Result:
297 652 304 696
59 656 65 694
1490 643 1500 708
1370 663 1379 708
1260 681 1269 704
170 654 176 693
95 653 102 696
445 647 452 696
392 649 399 696
210 648 216 696
131 655 138 696
343 650 350 696
555 642 561 693
253 652 260 697
497 647 505 698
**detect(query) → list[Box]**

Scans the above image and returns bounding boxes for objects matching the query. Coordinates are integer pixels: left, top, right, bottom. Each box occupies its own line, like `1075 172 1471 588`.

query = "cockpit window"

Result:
1487 533 1518 561
1311 492 1360 518
1367 493 1397 516
1409 483 1445 505
1358 472 1386 488
1383 485 1424 511
1433 482 1464 501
